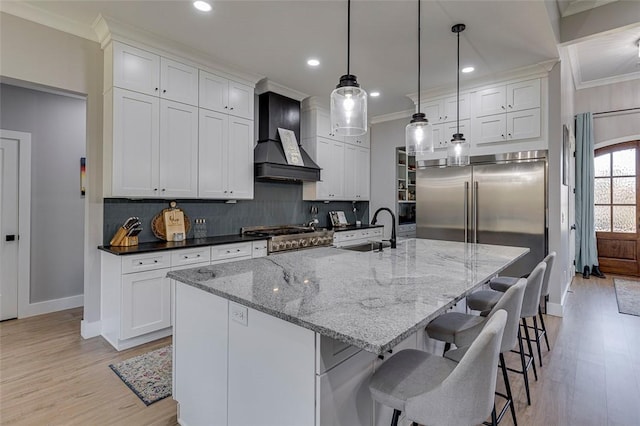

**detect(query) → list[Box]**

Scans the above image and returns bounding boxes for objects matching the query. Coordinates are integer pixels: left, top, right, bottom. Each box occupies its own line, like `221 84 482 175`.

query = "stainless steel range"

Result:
242 225 334 253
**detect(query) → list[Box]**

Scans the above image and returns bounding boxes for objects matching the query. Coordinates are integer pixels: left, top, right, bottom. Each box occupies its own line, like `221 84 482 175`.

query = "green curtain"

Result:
574 112 599 272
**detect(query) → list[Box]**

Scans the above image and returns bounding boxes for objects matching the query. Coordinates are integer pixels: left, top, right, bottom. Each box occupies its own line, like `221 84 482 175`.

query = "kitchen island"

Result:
168 238 528 426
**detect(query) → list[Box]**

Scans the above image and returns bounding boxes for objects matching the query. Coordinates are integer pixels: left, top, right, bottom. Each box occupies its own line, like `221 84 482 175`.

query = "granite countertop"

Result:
98 234 268 256
168 238 528 355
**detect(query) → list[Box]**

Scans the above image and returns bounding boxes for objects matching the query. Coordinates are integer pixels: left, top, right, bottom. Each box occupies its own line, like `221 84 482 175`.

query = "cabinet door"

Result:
316 138 335 199
227 116 254 199
199 70 229 113
507 79 540 112
198 109 228 198
160 57 198 106
228 81 254 120
317 109 343 141
420 99 445 123
112 88 160 197
330 141 345 199
121 269 171 340
174 283 228 426
432 124 446 149
507 108 540 140
443 119 471 146
318 349 376 426
159 100 198 197
443 93 470 122
113 42 160 96
344 132 370 148
474 114 507 145
474 85 507 117
343 144 357 200
355 147 370 200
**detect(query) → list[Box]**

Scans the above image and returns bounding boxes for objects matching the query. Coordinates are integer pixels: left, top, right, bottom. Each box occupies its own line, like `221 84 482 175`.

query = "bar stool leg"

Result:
522 318 538 381
491 405 498 426
500 354 517 426
517 329 532 405
539 305 550 351
532 316 543 367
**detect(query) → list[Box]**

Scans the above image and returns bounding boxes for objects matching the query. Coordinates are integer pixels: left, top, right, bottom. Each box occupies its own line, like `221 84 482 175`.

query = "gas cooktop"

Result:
241 225 334 253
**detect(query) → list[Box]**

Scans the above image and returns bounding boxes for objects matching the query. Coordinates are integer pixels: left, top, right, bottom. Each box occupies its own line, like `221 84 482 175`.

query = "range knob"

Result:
271 242 281 251
291 240 300 249
311 237 319 245
285 241 293 249
301 239 310 247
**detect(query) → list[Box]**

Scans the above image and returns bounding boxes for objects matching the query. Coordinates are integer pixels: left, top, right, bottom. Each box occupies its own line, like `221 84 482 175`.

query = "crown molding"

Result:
407 59 558 104
575 71 640 90
0 2 98 42
93 15 263 86
255 79 308 101
301 96 330 111
370 110 414 125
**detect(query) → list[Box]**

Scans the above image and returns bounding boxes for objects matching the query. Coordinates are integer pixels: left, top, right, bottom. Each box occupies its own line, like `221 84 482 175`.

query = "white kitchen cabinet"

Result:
303 137 345 200
435 119 471 149
355 147 370 200
345 131 370 148
107 89 199 198
302 107 344 142
474 114 508 144
333 227 383 247
199 70 254 120
121 268 171 340
112 42 160 97
111 42 198 106
474 79 540 117
110 88 160 197
398 223 416 238
159 57 198 106
174 283 229 426
507 108 541 141
420 93 469 124
159 100 198 197
199 109 254 199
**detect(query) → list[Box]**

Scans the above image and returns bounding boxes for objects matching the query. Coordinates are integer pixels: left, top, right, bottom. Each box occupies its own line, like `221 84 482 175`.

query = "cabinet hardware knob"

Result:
230 107 234 110
138 261 143 265
501 105 505 109
501 134 505 138
184 256 188 259
154 188 158 191
236 249 241 252
224 106 228 109
224 190 228 193
197 254 201 257
154 260 158 263
162 189 166 192
508 105 512 108
155 88 159 91
508 133 512 137
226 250 231 253
230 191 233 194
163 89 167 93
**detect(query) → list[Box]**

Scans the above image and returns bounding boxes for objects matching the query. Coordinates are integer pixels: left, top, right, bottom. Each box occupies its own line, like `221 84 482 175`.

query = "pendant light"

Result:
406 0 433 156
330 0 367 136
447 23 470 167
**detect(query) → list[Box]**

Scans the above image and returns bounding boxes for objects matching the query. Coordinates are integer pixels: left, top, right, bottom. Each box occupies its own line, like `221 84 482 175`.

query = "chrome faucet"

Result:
371 207 397 249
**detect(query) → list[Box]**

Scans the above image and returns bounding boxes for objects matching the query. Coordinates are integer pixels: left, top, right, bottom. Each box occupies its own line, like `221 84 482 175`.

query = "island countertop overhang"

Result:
168 239 528 355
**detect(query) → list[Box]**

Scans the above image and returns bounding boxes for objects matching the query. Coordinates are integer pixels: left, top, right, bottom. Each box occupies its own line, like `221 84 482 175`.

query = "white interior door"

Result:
0 136 19 320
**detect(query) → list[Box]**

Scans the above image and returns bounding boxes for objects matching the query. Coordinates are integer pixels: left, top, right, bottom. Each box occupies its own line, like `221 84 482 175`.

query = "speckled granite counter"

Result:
98 234 267 255
168 238 528 355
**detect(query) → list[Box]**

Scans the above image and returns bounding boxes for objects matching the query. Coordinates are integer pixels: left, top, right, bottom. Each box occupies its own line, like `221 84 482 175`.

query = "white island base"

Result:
173 282 435 426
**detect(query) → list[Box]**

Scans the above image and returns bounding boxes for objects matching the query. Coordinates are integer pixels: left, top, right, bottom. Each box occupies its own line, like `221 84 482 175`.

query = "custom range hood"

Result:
254 91 321 182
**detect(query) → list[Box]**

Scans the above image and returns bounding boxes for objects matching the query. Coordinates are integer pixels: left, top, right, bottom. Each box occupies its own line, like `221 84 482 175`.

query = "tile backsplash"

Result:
103 181 369 245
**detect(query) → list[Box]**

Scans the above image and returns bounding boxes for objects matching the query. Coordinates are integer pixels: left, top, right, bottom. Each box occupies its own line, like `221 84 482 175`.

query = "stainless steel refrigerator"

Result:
416 151 547 278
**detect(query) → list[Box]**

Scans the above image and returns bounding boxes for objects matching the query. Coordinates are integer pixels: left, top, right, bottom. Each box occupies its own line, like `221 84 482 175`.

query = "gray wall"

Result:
370 117 411 238
103 182 369 245
0 83 86 303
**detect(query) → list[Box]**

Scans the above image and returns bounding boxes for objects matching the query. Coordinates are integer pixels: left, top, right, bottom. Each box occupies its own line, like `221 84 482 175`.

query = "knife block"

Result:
109 227 139 247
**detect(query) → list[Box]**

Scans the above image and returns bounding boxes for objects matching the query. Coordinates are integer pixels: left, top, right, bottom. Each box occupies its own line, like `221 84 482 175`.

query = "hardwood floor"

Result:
0 274 638 425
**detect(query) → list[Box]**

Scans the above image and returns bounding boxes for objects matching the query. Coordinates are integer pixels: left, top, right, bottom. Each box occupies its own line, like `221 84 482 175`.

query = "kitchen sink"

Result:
340 241 392 252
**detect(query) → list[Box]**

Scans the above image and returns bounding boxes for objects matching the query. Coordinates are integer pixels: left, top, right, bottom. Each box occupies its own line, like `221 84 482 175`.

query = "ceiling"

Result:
1 1 636 117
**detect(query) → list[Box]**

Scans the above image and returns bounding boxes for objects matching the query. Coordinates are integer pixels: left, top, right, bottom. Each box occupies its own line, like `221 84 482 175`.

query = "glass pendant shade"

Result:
330 75 367 136
447 134 470 166
406 113 433 156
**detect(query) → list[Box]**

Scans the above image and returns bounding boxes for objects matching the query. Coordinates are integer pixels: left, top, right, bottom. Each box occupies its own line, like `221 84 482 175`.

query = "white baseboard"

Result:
547 302 564 317
19 294 83 318
81 319 102 339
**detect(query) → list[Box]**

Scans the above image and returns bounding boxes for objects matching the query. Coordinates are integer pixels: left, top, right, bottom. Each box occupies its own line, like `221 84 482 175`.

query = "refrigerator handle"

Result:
464 181 469 243
473 181 479 243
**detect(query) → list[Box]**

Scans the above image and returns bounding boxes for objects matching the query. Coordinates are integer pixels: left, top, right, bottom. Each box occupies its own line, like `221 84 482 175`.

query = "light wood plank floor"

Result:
1 274 638 425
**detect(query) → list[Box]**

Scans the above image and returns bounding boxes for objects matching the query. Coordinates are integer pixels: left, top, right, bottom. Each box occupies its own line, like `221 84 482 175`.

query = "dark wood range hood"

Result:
254 91 321 182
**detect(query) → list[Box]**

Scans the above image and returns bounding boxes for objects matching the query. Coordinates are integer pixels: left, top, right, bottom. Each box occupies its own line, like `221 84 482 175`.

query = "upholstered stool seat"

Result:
424 312 484 345
489 276 520 292
466 289 502 313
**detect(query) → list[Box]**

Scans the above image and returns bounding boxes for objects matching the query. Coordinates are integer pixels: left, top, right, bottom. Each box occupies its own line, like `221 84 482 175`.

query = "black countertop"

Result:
98 234 268 256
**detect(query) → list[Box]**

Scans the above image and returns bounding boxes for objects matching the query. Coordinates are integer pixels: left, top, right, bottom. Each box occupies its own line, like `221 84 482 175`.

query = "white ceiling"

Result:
7 1 637 117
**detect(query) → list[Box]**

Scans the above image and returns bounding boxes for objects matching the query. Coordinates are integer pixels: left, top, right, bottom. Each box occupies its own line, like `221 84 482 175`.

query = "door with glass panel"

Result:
594 141 639 276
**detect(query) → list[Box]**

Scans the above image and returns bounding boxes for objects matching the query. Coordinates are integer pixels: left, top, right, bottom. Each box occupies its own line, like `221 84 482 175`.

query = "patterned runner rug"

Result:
613 278 640 317
109 345 172 405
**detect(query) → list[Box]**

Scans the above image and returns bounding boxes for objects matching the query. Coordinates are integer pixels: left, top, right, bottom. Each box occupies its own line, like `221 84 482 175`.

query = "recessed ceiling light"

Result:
193 1 212 12
461 66 475 73
307 59 320 67
370 91 380 97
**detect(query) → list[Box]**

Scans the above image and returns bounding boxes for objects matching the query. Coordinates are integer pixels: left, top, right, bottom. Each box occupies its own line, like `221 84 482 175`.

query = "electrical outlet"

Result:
230 303 248 326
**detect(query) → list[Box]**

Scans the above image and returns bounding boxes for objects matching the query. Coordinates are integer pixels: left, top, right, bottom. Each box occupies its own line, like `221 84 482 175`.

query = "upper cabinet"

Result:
103 40 256 199
199 70 254 120
420 93 470 125
112 42 198 106
474 79 540 117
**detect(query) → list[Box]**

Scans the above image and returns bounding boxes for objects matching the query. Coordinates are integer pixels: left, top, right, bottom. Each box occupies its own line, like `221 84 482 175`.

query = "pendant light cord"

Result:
347 0 351 76
456 28 460 135
417 0 421 114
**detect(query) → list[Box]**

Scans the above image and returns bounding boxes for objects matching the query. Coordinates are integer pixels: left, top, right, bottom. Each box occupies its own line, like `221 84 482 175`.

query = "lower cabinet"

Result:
100 240 267 351
333 227 384 247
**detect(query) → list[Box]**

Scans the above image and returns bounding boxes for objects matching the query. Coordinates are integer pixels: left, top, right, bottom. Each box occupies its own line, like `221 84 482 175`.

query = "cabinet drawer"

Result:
171 248 211 268
251 240 268 258
122 252 171 274
316 334 362 375
211 242 253 263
